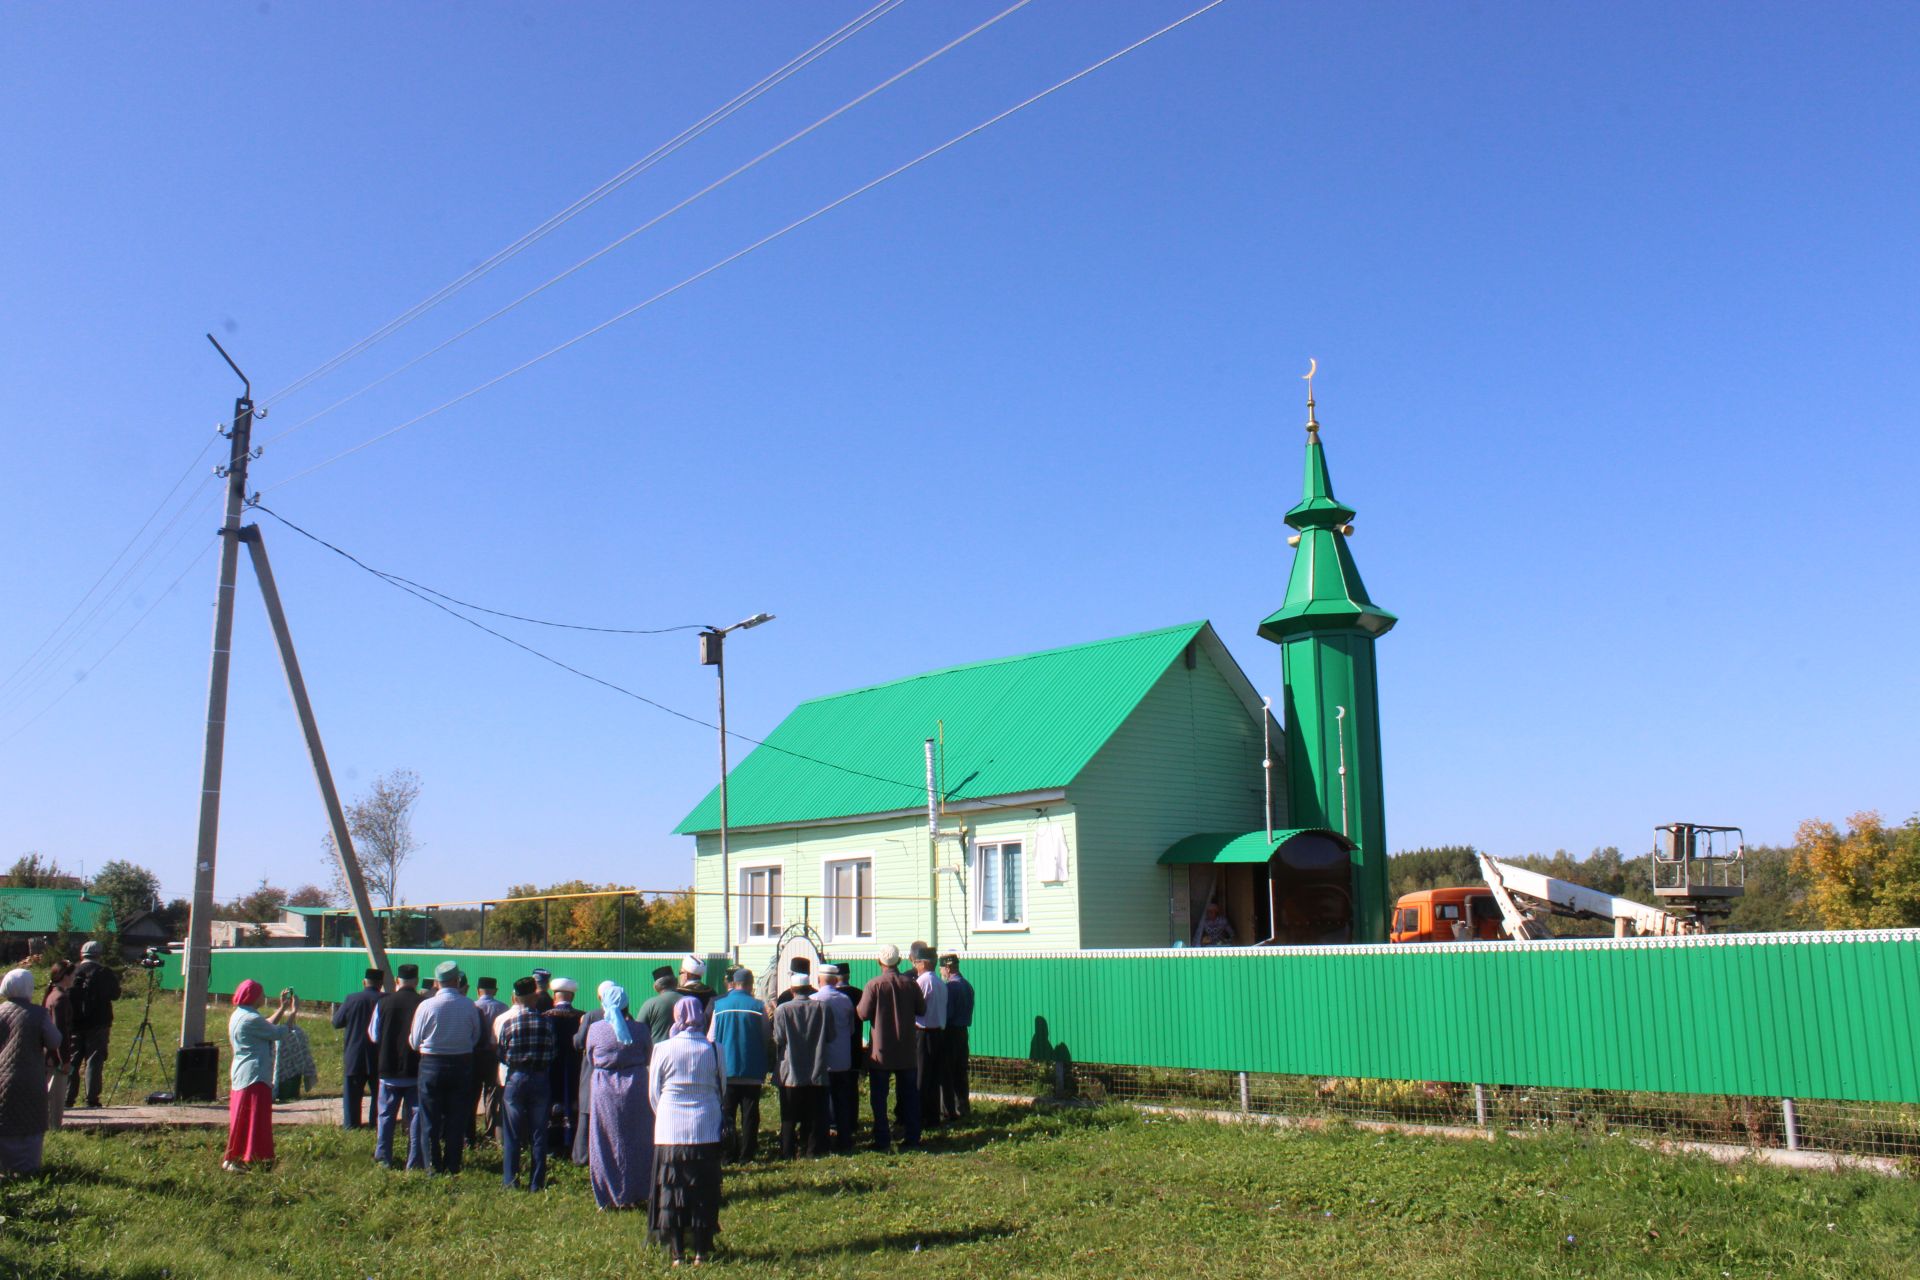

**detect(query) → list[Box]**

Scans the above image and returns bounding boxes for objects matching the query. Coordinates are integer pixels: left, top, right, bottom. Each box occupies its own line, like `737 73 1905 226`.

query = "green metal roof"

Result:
677 622 1212 834
1158 828 1353 865
0 887 114 933
281 905 336 917
1258 431 1397 643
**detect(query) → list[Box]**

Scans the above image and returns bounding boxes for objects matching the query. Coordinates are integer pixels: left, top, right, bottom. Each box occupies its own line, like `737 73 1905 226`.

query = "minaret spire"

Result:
1260 366 1397 942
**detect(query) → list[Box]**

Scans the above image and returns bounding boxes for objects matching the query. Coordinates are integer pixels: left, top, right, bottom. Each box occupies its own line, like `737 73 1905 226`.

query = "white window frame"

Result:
737 862 784 940
820 856 874 943
972 838 1028 931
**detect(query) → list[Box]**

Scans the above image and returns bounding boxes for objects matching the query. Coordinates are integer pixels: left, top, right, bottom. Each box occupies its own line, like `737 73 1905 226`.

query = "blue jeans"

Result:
375 1080 424 1169
868 1068 920 1149
501 1070 551 1190
417 1055 473 1175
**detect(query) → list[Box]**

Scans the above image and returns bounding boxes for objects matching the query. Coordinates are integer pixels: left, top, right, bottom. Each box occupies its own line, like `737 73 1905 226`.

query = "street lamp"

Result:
700 612 774 959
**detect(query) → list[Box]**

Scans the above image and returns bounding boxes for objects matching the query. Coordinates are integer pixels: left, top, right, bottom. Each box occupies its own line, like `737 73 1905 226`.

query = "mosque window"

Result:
739 865 783 939
823 858 873 941
976 840 1026 928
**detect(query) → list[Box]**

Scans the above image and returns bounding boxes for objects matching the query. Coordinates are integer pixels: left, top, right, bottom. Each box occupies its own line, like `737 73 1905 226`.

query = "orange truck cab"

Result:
1390 886 1505 942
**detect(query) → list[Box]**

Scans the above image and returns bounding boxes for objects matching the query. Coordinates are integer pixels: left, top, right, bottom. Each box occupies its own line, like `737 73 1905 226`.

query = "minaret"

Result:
1258 364 1397 942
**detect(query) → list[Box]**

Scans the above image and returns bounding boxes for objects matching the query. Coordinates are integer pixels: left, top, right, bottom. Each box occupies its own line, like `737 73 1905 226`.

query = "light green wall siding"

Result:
693 807 1083 960
1069 641 1272 948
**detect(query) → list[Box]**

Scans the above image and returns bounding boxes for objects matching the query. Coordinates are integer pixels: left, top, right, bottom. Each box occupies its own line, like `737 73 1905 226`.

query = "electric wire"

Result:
0 523 221 748
258 0 1037 452
246 0 907 425
236 506 704 635
0 475 221 720
264 0 1232 493
0 436 218 700
249 504 929 797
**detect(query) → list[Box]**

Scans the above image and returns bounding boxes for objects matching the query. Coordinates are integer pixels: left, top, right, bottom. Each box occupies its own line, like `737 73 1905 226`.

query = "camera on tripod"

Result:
138 947 166 971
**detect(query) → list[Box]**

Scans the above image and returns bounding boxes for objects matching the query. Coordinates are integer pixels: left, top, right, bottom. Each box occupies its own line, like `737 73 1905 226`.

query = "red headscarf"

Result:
232 979 265 1007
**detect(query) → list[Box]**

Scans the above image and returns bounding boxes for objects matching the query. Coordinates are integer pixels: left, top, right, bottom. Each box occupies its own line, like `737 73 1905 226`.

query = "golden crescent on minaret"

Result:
1303 357 1320 437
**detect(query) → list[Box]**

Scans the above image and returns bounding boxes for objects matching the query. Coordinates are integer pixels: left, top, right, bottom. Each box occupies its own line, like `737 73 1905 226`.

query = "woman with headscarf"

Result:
0 967 63 1176
571 977 616 1167
648 995 725 1264
224 980 296 1171
585 983 653 1209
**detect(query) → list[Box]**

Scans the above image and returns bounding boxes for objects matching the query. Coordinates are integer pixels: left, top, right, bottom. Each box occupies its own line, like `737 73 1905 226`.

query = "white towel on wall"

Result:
1035 823 1070 884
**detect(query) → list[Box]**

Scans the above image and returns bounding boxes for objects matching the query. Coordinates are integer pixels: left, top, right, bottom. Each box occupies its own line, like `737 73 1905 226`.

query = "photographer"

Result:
65 941 120 1111
224 980 295 1172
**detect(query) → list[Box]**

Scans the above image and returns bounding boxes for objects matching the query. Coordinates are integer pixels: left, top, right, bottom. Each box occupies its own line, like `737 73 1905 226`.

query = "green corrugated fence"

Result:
164 929 1920 1103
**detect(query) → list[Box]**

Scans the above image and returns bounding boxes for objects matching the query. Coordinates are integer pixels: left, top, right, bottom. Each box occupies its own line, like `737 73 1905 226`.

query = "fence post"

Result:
543 900 551 951
1473 1083 1489 1129
1238 1071 1250 1113
478 903 487 949
1781 1097 1800 1151
617 894 627 952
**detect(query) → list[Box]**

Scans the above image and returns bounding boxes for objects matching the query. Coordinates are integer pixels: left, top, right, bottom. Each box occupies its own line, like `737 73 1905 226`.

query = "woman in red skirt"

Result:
224 980 296 1171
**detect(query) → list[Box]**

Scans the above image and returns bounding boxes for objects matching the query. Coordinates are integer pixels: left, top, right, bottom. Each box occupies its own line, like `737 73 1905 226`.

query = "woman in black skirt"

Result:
647 995 726 1264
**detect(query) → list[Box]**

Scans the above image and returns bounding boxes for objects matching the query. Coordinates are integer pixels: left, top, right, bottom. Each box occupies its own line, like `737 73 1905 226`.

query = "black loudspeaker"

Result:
174 1043 219 1103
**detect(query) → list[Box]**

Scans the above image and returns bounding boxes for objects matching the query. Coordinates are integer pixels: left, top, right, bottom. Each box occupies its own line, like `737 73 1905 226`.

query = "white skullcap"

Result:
551 977 578 993
877 943 901 967
680 953 704 974
1 969 34 1000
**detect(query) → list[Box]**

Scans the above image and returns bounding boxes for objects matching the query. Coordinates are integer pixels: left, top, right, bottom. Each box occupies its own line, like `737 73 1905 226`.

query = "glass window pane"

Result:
1004 844 1023 923
857 861 872 937
769 869 783 929
980 846 1000 922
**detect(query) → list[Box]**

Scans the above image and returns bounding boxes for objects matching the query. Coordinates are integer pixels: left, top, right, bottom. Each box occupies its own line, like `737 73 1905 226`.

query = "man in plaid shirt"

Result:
495 977 556 1190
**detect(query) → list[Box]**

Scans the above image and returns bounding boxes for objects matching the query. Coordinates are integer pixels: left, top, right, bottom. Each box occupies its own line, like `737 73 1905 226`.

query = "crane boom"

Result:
1477 853 1699 939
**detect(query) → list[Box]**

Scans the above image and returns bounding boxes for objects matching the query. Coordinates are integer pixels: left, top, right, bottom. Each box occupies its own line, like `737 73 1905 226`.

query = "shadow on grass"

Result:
724 1222 1021 1263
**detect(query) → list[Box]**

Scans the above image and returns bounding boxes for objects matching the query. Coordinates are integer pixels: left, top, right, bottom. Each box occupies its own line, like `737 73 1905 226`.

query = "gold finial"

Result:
1302 357 1319 438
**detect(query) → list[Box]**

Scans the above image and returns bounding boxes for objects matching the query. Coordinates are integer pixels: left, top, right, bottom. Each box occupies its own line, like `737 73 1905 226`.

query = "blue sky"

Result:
2 1 1915 907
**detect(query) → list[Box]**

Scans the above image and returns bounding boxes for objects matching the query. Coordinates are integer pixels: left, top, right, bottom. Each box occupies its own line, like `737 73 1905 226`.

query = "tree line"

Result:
1390 809 1920 933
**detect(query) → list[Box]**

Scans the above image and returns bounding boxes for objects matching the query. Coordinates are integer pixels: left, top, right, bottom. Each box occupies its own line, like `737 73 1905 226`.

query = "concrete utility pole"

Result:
241 528 390 980
177 337 393 1100
179 336 255 1057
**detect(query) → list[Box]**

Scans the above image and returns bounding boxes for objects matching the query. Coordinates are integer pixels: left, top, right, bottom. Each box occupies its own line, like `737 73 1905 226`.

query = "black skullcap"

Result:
908 942 935 963
477 976 497 991
396 963 419 980
364 968 385 983
512 976 537 997
651 964 675 983
939 954 959 967
790 956 811 974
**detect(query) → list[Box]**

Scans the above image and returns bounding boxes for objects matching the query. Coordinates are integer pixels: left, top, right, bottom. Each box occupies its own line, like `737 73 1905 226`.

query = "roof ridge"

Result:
797 621 1207 705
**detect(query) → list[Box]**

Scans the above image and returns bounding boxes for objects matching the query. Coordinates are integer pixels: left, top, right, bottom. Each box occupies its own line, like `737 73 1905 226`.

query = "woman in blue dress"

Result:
585 984 653 1209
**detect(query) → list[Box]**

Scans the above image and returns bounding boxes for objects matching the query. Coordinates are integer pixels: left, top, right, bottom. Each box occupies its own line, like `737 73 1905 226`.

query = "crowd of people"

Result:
206 941 975 1266
0 940 126 1178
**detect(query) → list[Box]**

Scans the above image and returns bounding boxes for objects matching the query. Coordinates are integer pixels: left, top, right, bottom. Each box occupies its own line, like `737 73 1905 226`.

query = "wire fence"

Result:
967 1056 1920 1162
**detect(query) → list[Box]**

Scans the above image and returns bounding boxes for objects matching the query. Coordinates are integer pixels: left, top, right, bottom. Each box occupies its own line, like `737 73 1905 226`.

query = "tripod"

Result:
108 967 171 1106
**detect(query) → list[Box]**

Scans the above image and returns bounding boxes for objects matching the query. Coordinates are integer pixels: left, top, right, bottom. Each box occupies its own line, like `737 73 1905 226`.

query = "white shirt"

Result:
915 968 948 1030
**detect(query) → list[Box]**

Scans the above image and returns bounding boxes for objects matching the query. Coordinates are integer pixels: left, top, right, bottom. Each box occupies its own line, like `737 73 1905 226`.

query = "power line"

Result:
264 0 1232 493
0 477 221 720
0 528 220 748
249 503 928 798
0 437 218 701
248 505 701 635
247 0 908 424
258 0 1037 452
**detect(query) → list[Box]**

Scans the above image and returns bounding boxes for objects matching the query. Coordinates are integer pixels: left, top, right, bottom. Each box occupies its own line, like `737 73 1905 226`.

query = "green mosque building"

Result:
681 387 1394 964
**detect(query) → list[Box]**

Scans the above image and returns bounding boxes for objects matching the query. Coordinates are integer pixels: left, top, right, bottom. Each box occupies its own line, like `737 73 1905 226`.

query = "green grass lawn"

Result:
5 1098 1917 1278
11 979 1917 1278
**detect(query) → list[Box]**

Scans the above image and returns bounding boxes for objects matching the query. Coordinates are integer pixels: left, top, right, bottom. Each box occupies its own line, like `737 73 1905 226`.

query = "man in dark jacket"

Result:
855 943 924 1152
65 940 121 1110
371 964 425 1169
940 955 974 1121
770 959 831 1159
332 968 385 1129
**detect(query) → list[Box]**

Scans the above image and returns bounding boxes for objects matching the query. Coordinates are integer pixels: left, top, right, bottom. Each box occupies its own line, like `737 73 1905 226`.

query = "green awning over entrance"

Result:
1158 828 1353 866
